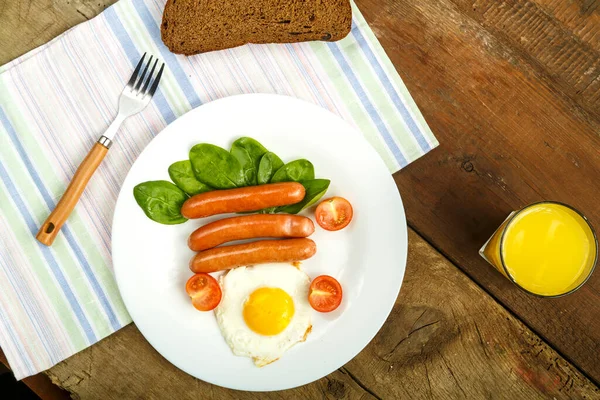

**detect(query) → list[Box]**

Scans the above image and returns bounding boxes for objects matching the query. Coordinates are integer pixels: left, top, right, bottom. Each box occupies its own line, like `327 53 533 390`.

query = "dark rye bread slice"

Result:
161 0 352 55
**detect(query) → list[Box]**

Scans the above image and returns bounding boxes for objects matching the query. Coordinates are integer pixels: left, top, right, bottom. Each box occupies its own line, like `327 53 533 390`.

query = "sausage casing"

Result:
181 182 305 219
188 214 315 251
189 238 317 273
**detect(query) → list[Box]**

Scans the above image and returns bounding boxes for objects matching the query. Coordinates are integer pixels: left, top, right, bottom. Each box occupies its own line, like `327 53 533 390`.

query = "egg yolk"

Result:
243 287 295 336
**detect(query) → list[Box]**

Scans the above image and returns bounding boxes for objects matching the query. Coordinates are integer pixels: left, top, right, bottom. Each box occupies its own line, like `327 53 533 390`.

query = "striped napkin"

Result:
0 0 437 379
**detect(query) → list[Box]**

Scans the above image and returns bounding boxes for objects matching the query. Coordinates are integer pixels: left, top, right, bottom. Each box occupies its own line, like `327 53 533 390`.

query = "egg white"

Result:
215 263 312 367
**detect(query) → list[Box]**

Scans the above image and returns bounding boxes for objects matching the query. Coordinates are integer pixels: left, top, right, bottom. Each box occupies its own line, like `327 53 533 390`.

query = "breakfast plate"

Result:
112 94 407 391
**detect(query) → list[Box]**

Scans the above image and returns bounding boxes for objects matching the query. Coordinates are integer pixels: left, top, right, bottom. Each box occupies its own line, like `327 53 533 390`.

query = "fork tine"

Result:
141 59 159 95
146 63 165 98
127 52 146 88
134 55 153 92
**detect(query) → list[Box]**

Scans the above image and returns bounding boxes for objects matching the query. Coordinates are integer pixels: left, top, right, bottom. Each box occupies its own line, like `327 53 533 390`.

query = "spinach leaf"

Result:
133 181 188 225
270 159 315 183
168 160 213 196
277 179 330 214
189 144 245 189
230 137 268 186
257 207 278 214
257 152 284 185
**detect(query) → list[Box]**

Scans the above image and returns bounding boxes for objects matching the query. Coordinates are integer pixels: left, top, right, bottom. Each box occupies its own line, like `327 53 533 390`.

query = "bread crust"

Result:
161 0 352 55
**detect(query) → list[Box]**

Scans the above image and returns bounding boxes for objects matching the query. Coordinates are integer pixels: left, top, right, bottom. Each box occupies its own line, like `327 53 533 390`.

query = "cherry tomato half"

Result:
315 197 353 231
308 275 343 312
185 273 222 311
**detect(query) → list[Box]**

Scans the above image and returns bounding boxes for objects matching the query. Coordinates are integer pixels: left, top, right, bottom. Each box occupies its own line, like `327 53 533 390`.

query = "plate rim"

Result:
111 93 407 391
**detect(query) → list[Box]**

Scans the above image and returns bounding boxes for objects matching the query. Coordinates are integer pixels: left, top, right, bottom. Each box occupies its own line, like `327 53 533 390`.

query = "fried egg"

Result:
215 263 312 366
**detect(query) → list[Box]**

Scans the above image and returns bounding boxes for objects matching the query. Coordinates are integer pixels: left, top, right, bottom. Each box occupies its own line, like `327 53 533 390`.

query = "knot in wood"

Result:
326 378 347 398
461 161 474 172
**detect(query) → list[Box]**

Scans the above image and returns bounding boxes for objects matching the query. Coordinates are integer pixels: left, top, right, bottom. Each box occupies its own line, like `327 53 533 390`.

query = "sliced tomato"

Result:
308 275 343 312
185 273 222 311
315 197 353 231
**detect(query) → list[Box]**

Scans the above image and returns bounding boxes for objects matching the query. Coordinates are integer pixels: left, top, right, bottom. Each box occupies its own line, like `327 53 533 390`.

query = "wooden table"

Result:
1 0 599 398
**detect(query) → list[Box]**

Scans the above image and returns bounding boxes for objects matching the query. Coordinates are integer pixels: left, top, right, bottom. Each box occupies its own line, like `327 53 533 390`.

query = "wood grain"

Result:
0 0 118 66
352 0 600 383
1 0 599 397
0 349 70 400
44 230 599 399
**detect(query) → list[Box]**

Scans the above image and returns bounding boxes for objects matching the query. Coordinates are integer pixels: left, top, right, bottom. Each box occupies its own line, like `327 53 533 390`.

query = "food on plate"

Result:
315 196 353 231
133 181 188 224
230 137 269 186
277 179 330 214
185 273 222 311
189 143 246 189
190 238 317 273
181 182 305 219
134 137 331 223
161 0 352 55
308 275 343 312
168 160 213 196
188 214 315 252
214 264 312 366
270 159 315 183
257 152 284 185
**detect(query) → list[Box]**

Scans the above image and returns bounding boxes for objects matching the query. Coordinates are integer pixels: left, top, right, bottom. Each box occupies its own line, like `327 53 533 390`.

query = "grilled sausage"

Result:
181 182 305 219
189 238 316 273
188 214 315 251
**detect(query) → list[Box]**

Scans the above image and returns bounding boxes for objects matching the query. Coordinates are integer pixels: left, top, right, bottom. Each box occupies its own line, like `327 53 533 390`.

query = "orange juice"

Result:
481 202 597 297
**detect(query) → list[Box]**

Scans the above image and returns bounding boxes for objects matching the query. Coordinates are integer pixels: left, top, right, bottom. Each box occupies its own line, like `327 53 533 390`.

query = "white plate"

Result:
112 94 407 391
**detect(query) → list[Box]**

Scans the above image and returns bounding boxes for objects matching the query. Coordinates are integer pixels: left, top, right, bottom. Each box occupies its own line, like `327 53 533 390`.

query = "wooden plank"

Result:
352 0 600 383
456 0 600 119
44 230 599 399
0 0 118 66
1 0 599 395
0 348 70 400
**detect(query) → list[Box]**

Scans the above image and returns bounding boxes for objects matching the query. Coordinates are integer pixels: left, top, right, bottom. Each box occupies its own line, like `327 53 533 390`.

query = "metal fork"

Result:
36 53 165 246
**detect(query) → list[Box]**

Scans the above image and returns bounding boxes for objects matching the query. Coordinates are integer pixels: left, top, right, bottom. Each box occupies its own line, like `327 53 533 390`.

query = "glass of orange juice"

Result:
480 201 598 297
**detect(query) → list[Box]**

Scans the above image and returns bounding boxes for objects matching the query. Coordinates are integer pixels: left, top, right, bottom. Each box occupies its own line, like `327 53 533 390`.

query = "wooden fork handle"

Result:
36 140 110 246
